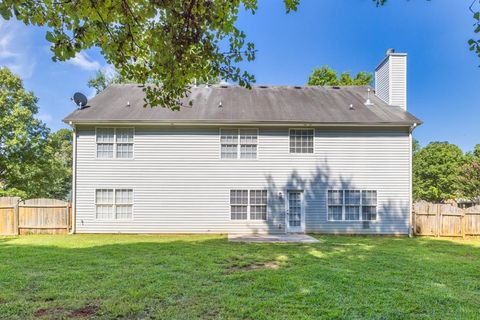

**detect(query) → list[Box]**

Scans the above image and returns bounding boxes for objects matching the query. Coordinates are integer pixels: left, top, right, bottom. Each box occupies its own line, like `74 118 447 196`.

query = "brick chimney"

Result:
375 49 407 110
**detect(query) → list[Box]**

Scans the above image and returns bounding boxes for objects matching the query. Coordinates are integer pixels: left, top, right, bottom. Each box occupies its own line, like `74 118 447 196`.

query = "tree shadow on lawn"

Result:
0 235 479 319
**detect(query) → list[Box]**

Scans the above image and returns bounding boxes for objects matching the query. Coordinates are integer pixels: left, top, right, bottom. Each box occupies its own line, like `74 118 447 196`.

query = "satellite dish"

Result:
73 92 88 108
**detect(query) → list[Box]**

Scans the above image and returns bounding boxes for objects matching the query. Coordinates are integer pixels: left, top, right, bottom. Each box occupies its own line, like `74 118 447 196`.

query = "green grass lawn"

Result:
0 235 479 319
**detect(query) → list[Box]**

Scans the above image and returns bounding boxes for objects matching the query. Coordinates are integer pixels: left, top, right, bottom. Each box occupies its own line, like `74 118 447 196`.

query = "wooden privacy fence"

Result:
0 197 71 235
413 202 480 237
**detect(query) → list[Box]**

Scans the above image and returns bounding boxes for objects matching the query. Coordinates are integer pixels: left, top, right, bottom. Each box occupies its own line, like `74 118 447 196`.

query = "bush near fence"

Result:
0 197 71 235
413 201 480 237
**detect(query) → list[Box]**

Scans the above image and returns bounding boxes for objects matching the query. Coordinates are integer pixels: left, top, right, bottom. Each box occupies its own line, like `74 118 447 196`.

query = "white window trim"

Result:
95 188 134 220
219 128 259 160
288 128 315 154
229 189 268 221
95 127 135 160
327 189 378 222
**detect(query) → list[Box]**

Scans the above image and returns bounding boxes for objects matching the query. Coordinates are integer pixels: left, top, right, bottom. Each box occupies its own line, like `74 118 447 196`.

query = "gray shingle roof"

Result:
63 84 422 126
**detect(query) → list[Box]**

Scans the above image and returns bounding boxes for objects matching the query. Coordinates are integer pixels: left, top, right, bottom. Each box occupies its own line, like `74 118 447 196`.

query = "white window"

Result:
327 190 343 221
362 190 377 221
239 129 258 159
289 129 314 153
327 190 377 221
250 190 267 220
96 128 134 159
230 190 248 220
221 129 239 159
95 189 114 219
220 129 258 159
96 128 114 158
96 188 133 219
230 190 267 220
116 128 134 158
345 190 361 221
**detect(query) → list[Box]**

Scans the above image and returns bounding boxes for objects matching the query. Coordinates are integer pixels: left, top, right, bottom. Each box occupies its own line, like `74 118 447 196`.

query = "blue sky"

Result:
0 0 478 151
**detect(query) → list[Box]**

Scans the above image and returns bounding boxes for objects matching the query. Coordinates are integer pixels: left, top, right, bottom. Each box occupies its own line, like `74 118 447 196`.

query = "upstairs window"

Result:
96 128 134 159
96 128 114 158
289 129 314 153
327 190 377 221
220 129 258 159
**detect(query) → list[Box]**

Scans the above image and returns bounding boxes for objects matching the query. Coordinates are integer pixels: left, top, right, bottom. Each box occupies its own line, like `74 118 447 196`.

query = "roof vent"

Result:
221 85 229 88
259 85 268 88
218 101 223 108
349 104 355 110
126 101 131 107
294 86 302 89
364 88 374 107
332 86 341 89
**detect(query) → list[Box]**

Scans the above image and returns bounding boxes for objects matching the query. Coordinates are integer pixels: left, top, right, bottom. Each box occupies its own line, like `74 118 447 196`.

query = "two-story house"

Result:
64 50 421 235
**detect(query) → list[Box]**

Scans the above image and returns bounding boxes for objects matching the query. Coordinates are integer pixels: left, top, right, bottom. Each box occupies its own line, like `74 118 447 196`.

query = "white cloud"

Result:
0 19 36 78
67 52 101 71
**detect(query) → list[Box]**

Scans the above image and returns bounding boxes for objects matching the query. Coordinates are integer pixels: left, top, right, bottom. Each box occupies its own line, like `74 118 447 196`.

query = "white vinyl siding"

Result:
220 128 258 159
96 128 134 159
95 188 133 220
75 126 410 234
289 129 314 153
375 54 407 110
328 190 377 221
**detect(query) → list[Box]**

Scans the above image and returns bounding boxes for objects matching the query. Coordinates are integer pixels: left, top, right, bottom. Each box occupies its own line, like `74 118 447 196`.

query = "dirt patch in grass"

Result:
34 307 64 318
34 305 99 318
69 305 100 318
227 261 279 272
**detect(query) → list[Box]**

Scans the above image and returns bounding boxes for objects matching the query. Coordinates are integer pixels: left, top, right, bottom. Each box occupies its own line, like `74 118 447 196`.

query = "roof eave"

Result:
63 118 421 127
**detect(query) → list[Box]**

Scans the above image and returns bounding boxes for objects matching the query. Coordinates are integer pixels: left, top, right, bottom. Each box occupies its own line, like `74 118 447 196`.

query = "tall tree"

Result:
0 67 72 199
41 129 73 200
460 144 480 202
307 66 373 86
413 142 464 202
0 67 50 197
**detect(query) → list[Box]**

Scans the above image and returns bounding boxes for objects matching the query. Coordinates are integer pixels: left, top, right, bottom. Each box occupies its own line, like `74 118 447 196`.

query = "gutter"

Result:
69 123 77 234
63 119 421 127
408 122 419 237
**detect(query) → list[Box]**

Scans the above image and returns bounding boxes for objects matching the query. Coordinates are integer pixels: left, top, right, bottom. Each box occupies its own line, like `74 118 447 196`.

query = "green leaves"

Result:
0 0 282 108
413 142 465 202
307 65 373 86
0 67 72 199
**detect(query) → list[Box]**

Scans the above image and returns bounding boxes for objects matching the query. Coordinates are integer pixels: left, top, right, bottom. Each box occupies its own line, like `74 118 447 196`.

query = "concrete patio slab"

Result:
228 234 320 243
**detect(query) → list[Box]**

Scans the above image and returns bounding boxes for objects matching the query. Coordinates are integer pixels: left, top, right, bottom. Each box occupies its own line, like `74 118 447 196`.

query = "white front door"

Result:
286 190 305 233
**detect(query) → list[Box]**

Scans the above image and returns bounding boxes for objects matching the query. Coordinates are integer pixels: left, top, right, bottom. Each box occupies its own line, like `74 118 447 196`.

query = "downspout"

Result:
408 123 417 237
69 123 77 234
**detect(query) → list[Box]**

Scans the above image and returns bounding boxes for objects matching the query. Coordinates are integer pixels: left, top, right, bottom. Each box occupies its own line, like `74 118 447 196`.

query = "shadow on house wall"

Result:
262 163 409 235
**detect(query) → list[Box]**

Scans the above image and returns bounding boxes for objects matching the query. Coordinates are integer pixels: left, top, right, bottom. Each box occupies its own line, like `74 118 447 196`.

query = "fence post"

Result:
67 203 71 233
412 209 416 236
462 212 466 239
14 202 19 235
